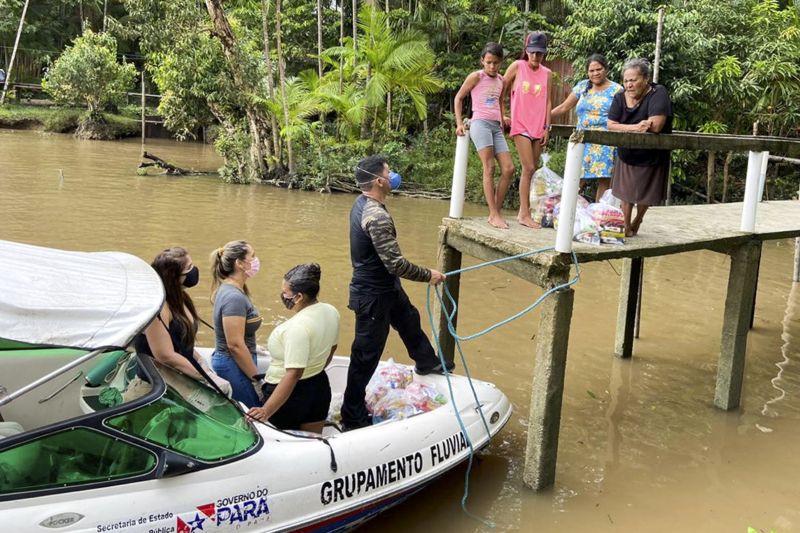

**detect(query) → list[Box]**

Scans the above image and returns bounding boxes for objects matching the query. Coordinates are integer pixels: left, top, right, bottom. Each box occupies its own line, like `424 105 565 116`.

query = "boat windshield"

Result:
105 361 258 461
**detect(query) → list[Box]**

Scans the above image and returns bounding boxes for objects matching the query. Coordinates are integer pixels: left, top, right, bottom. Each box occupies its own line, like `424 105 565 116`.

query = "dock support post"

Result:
434 226 462 369
715 241 762 410
523 284 574 491
614 257 643 358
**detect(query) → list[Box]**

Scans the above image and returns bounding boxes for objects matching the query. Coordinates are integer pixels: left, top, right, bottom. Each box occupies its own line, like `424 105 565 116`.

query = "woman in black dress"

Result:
135 247 231 394
607 58 673 237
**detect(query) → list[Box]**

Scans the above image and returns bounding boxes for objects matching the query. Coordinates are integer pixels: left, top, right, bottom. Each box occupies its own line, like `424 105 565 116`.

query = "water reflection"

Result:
761 283 799 419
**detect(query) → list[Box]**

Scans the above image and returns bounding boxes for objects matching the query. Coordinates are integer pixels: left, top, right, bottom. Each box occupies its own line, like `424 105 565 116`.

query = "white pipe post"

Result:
740 151 763 232
555 141 584 253
757 150 769 201
449 131 470 218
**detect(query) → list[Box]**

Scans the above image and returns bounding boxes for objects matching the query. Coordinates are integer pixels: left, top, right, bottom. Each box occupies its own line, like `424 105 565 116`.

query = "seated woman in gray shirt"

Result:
209 240 264 407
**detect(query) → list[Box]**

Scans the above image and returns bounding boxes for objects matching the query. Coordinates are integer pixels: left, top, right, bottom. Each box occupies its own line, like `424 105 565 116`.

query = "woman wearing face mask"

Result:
134 247 231 394
247 263 339 434
209 240 264 407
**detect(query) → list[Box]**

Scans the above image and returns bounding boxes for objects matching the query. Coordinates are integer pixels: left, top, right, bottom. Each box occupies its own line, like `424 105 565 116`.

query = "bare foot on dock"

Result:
488 214 509 229
517 215 540 228
631 219 642 236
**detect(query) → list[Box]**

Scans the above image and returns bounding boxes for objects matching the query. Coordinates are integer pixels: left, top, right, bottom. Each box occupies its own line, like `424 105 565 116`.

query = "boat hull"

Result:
0 358 511 532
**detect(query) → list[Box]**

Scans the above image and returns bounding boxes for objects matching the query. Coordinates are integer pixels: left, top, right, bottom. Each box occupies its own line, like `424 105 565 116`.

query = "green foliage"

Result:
215 121 253 184
12 0 798 200
42 30 137 117
0 104 140 137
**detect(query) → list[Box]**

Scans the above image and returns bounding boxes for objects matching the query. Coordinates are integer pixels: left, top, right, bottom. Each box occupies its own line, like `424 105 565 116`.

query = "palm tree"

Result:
325 5 442 137
261 0 281 166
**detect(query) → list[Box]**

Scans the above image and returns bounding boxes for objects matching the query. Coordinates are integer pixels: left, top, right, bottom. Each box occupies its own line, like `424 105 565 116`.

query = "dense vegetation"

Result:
1 0 798 201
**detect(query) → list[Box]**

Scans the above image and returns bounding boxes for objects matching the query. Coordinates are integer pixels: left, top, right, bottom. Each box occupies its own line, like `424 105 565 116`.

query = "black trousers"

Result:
341 287 440 428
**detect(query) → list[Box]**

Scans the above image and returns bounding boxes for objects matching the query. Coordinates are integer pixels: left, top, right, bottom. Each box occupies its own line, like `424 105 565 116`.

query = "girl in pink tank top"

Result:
455 42 515 229
501 31 552 228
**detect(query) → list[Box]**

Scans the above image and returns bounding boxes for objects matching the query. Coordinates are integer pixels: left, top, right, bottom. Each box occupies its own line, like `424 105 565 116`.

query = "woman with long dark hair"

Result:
135 247 230 394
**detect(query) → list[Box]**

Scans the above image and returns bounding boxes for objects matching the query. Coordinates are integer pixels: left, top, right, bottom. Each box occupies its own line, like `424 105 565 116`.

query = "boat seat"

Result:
0 421 24 439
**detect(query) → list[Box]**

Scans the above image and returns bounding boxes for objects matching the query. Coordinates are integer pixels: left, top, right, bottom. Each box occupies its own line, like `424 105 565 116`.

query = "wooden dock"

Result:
439 127 800 492
437 201 800 491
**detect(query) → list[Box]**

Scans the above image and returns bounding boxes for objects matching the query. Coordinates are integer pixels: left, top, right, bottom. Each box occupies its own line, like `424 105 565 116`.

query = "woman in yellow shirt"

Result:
247 263 340 433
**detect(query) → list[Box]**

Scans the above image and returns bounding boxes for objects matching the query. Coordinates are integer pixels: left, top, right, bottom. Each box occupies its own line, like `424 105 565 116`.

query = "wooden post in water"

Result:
523 280 574 490
434 226 462 369
715 240 761 410
615 257 643 358
794 238 800 283
795 180 800 283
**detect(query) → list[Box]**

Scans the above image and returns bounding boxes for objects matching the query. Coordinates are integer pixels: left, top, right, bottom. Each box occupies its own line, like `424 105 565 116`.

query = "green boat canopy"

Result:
0 240 164 351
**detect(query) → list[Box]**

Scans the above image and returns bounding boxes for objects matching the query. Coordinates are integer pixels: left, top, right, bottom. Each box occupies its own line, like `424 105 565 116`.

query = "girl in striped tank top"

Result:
501 31 552 228
455 42 514 229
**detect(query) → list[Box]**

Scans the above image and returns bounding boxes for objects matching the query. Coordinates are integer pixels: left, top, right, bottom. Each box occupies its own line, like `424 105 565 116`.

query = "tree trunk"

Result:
261 0 281 167
339 0 344 93
352 0 358 50
275 0 294 174
0 0 31 106
706 151 716 203
524 0 529 33
205 0 269 181
722 151 733 203
317 0 324 78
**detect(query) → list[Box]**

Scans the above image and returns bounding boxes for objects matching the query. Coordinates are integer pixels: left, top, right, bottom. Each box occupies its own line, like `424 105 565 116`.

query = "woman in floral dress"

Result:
552 54 622 201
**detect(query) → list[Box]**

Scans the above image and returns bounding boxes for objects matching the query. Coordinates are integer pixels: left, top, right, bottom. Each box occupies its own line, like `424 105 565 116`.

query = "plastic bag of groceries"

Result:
365 359 413 409
586 203 625 245
532 194 558 228
370 382 447 423
554 203 601 245
599 189 622 209
370 389 419 423
365 360 447 423
530 153 563 205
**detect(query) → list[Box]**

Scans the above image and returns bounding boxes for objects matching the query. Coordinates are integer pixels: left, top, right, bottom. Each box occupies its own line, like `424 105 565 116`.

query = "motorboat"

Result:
0 240 512 532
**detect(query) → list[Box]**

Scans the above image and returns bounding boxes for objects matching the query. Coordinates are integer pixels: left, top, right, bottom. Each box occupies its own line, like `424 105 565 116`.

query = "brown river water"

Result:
1 129 799 532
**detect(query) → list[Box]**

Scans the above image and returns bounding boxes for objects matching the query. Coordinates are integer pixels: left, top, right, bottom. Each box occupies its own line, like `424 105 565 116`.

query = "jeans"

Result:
341 288 440 428
211 351 260 408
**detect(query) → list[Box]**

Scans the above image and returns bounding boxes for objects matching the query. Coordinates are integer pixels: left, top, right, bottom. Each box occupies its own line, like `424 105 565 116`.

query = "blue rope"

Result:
426 247 581 527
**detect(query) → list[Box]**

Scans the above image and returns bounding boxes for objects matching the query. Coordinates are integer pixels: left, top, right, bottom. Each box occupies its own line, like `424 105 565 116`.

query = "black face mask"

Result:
281 293 297 310
182 265 199 288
